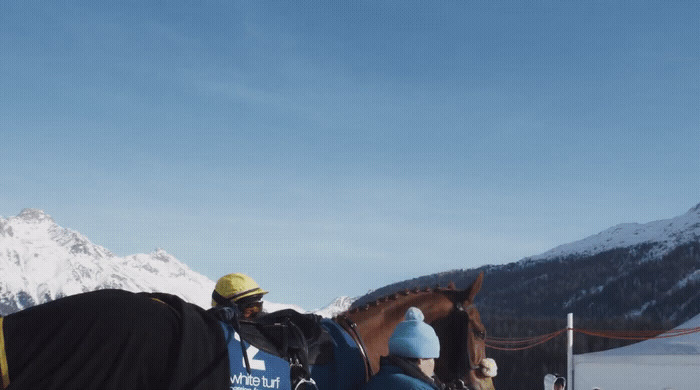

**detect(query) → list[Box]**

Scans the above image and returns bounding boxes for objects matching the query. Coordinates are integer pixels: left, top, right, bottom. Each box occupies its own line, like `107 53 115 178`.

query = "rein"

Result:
336 314 374 380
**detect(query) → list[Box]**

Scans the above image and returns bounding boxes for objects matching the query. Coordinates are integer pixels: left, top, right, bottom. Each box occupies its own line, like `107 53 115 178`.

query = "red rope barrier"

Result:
486 329 566 351
574 326 700 340
484 326 700 351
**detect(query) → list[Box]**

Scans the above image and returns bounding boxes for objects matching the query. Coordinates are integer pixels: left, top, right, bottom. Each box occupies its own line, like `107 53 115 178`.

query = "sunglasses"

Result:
241 301 263 318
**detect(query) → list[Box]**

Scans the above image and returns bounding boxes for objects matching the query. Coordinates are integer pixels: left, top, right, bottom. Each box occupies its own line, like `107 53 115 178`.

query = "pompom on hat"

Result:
388 307 440 359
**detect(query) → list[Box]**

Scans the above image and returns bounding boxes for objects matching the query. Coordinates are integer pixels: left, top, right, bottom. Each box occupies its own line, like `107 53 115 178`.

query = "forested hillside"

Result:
354 240 700 390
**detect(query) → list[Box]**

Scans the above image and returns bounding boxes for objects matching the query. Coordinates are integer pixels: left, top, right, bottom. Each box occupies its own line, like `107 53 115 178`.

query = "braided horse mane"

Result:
346 282 459 314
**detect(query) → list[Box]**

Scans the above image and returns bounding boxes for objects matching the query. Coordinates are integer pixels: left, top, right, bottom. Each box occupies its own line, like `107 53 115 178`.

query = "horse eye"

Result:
473 329 486 339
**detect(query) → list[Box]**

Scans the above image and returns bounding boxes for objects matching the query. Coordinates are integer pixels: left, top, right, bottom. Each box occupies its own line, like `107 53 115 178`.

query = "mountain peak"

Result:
151 248 173 262
688 202 700 214
16 208 54 223
528 201 700 262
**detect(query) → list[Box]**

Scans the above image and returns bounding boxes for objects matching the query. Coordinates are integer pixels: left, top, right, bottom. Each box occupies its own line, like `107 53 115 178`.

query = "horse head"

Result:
335 271 495 390
430 272 495 390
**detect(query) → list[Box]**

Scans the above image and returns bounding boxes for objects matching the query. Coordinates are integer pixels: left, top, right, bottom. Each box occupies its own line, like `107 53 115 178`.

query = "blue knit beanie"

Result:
388 307 440 359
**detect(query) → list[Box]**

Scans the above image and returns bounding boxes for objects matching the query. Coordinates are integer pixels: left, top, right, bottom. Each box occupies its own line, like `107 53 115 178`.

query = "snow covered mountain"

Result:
0 209 216 313
526 203 700 262
347 203 700 390
313 296 356 318
0 208 349 316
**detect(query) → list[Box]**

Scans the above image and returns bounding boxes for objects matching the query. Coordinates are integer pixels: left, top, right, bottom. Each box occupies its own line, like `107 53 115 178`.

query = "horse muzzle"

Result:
464 358 497 390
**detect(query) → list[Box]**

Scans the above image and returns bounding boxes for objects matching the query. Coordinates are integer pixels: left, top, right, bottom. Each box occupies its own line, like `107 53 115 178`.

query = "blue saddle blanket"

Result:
221 318 366 390
221 322 293 390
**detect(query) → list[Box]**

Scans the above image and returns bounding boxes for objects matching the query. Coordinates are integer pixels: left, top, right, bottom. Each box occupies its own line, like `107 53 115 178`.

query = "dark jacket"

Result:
362 355 441 390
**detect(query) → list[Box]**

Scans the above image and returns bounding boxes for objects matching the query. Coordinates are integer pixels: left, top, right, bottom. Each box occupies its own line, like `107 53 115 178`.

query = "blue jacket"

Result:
362 356 440 390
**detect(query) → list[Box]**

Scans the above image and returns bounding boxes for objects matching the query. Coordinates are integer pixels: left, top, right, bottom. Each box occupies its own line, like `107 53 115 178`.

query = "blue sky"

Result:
1 1 698 310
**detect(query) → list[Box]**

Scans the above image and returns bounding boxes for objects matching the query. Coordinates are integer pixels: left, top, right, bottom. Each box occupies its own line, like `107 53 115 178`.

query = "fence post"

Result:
567 313 573 390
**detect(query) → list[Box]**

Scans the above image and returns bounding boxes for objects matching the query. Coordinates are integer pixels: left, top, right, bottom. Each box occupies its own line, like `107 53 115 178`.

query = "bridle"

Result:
453 302 483 370
440 301 486 390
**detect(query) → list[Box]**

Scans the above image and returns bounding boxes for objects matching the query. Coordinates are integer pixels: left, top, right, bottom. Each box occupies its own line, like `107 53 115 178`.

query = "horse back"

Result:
1 289 229 390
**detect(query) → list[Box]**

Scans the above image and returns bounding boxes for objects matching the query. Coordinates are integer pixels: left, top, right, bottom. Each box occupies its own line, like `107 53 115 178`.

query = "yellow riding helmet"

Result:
211 273 268 307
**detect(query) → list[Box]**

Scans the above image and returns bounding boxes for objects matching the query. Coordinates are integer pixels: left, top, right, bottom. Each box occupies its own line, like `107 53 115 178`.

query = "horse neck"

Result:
337 290 455 374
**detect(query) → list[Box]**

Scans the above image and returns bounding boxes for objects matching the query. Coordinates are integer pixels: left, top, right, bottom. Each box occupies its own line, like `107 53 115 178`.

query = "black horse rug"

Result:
0 289 230 390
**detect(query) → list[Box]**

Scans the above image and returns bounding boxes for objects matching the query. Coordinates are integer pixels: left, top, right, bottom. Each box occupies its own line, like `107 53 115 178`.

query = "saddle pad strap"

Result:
0 317 9 389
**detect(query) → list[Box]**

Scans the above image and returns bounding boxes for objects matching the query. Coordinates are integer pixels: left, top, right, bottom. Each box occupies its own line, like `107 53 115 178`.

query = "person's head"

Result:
212 273 268 318
554 377 566 390
388 307 440 377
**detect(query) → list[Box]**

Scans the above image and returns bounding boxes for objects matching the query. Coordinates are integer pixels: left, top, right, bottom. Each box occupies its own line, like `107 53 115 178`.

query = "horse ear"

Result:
466 271 484 302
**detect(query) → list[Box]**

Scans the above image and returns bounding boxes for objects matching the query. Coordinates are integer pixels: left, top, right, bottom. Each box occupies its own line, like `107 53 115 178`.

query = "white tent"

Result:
573 313 700 390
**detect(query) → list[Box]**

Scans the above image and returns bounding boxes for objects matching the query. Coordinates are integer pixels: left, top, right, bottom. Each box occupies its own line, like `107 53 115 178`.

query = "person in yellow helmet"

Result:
211 273 268 319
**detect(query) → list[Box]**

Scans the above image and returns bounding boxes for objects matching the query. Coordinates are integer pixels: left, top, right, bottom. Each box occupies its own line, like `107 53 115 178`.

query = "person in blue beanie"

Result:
362 307 442 390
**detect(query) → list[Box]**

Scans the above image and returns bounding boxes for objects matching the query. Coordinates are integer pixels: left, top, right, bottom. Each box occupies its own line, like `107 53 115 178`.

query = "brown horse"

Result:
334 272 495 390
